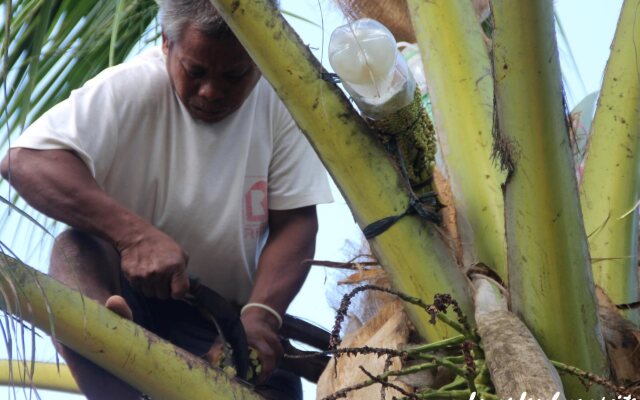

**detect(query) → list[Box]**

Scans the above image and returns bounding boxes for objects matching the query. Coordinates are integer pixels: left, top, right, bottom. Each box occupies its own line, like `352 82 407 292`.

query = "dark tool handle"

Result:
187 277 250 379
188 277 333 382
280 340 330 383
281 315 331 351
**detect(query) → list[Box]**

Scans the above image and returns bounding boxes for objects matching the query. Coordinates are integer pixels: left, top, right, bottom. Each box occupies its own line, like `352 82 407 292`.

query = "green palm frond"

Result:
0 0 159 142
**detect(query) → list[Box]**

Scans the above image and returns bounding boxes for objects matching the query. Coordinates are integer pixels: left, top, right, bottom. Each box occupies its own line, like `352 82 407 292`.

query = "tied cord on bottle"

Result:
326 18 440 240
362 141 442 239
362 88 441 240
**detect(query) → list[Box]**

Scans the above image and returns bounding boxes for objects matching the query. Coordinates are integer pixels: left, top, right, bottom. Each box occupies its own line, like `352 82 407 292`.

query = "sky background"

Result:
0 0 625 398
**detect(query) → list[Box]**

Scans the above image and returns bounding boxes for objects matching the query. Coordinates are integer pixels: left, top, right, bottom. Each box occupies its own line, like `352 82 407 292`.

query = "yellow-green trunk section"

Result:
0 255 262 400
406 0 507 282
208 0 473 340
0 360 80 394
491 2 608 398
579 0 640 323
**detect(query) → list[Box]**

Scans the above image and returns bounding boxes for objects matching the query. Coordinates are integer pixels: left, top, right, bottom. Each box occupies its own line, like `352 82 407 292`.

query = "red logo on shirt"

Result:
245 180 268 222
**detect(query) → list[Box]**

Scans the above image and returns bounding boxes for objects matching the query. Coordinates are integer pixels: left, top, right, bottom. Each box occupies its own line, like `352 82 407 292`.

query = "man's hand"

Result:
203 308 282 383
234 206 318 383
240 308 283 383
118 226 189 300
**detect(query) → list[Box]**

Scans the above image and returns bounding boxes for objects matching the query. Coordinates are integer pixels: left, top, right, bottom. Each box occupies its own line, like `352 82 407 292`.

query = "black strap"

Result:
362 138 442 240
363 193 441 239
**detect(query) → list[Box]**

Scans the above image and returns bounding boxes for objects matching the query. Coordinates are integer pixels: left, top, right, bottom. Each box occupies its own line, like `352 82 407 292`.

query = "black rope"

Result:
363 138 442 240
363 204 413 239
363 192 442 239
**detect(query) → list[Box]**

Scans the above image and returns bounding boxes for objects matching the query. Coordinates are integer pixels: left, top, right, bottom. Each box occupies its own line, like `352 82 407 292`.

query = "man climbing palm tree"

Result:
0 0 332 398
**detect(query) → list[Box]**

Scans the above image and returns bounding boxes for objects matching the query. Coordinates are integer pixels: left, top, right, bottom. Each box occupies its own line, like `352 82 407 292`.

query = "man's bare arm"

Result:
0 148 189 299
239 205 318 382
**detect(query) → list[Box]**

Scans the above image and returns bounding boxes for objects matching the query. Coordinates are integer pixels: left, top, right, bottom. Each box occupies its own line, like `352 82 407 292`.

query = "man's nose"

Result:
198 80 224 102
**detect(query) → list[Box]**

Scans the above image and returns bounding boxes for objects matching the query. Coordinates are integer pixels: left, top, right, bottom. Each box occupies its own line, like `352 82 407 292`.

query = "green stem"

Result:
551 360 627 397
491 1 609 397
405 334 466 353
438 375 468 391
380 362 438 380
414 354 471 381
579 0 640 323
406 0 507 281
436 314 475 341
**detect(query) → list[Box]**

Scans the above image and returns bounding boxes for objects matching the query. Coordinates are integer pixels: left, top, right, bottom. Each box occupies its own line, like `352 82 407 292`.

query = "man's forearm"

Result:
237 206 318 381
1 148 150 249
248 206 318 318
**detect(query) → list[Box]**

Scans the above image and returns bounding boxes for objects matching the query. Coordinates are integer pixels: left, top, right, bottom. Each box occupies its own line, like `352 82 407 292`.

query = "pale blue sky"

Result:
0 0 624 399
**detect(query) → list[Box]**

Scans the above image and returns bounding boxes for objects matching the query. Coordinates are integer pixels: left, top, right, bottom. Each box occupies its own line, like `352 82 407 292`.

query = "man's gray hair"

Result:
159 0 279 43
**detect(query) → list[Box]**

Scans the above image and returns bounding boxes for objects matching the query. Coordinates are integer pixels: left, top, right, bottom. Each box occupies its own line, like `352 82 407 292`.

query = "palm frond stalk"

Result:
206 0 473 342
579 0 640 323
491 1 609 398
406 0 507 281
0 360 79 394
0 254 262 400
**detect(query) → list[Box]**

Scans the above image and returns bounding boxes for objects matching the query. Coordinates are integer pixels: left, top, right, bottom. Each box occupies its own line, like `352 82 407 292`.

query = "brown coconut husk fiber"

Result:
332 0 490 43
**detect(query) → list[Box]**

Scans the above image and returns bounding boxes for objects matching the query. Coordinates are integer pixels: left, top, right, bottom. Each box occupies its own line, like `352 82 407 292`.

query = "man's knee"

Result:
50 229 120 294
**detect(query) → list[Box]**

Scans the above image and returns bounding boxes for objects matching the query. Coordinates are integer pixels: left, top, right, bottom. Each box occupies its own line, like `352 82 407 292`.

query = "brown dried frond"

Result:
332 0 491 45
333 0 415 42
596 287 640 386
432 168 463 263
338 268 386 286
317 300 413 399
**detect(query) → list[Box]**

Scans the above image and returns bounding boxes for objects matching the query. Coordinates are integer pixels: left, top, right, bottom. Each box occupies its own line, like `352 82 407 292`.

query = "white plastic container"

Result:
328 18 415 119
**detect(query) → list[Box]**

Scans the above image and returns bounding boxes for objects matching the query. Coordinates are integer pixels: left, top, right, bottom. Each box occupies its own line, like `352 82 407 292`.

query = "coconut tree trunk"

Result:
491 1 609 398
206 0 473 341
0 254 262 400
579 0 640 323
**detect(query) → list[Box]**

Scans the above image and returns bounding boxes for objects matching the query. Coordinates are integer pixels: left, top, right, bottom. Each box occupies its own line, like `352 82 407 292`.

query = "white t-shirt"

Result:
13 47 333 304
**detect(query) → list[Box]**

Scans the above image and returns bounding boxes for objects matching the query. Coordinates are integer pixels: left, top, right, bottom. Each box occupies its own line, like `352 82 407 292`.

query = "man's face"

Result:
162 24 261 123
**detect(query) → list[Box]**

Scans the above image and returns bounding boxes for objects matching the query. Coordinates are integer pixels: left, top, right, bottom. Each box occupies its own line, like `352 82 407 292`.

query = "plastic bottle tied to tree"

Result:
328 18 416 119
329 18 438 203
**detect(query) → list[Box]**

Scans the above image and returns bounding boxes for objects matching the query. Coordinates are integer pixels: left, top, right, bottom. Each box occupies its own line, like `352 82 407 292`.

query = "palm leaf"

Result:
0 0 159 143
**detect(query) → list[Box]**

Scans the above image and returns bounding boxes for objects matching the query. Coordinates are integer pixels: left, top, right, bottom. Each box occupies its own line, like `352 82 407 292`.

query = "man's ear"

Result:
161 32 170 55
